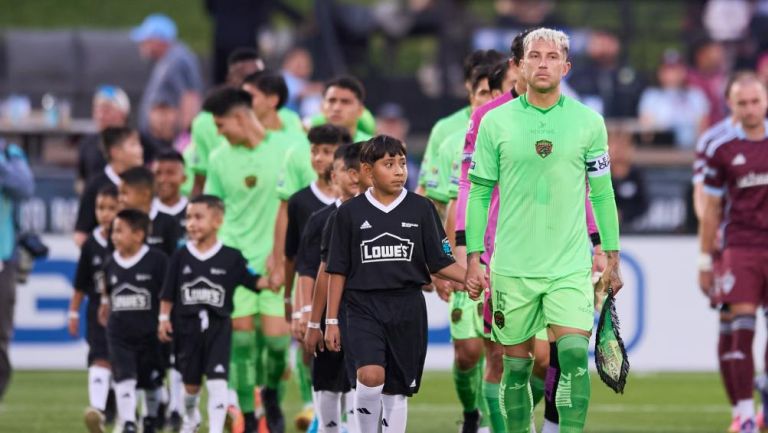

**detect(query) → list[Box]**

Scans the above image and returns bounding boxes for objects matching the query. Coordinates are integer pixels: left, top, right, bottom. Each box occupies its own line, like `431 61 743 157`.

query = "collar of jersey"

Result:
148 202 160 220
113 245 150 269
518 93 565 114
186 240 223 262
93 227 108 248
153 196 188 216
105 165 122 186
734 120 768 141
310 181 337 205
334 199 342 208
364 187 407 213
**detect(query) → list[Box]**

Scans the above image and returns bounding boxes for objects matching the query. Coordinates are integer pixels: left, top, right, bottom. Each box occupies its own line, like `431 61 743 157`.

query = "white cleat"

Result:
83 407 105 433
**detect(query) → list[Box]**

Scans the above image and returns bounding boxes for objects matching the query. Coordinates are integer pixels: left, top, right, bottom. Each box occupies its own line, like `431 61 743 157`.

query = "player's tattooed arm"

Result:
698 193 723 296
158 300 174 343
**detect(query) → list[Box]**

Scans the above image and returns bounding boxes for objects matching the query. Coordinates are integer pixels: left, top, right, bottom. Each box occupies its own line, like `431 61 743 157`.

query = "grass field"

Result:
0 370 733 433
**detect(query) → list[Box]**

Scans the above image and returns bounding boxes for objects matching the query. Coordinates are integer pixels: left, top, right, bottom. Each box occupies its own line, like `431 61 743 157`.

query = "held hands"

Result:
598 251 624 296
434 277 453 302
266 254 285 290
464 254 487 301
324 324 341 352
158 319 173 343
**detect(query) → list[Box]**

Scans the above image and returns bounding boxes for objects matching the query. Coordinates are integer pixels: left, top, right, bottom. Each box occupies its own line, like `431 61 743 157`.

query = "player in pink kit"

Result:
700 74 768 433
452 31 603 433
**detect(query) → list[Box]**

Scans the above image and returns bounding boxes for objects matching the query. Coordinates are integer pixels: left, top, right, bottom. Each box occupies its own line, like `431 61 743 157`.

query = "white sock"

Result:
115 380 138 423
169 369 184 412
354 381 383 433
381 394 407 433
314 390 342 433
344 390 359 433
227 388 239 409
207 380 228 433
733 406 740 419
541 419 558 433
183 389 201 425
145 387 161 418
88 366 111 411
738 399 755 421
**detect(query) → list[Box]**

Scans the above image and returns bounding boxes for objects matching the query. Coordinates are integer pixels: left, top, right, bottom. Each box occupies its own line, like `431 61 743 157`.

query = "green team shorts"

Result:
490 269 594 346
449 290 484 340
232 286 260 318
258 286 286 318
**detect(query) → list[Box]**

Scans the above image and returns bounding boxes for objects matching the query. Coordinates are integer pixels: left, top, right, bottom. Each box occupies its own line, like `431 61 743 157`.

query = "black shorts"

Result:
108 331 164 389
313 315 352 393
342 288 427 396
86 302 109 365
174 312 232 385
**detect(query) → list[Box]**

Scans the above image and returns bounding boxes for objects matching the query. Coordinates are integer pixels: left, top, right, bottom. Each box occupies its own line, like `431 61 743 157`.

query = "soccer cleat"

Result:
169 410 182 432
261 388 285 433
459 409 480 433
478 428 491 433
143 416 157 433
258 414 270 433
758 411 765 430
741 417 758 433
294 406 314 431
308 417 319 433
156 402 167 430
226 405 245 433
122 421 138 433
730 416 742 433
180 419 201 433
83 406 105 433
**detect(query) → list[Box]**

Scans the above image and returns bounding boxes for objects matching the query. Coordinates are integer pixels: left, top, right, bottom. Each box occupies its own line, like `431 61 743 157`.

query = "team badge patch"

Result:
244 175 258 188
535 140 553 158
451 308 463 323
493 311 505 329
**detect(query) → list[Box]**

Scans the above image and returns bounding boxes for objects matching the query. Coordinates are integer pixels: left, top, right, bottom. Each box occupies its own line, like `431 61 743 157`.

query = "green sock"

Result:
556 334 591 433
475 361 490 428
453 362 480 413
295 347 313 406
253 318 265 387
229 330 257 412
482 381 506 433
530 374 545 407
264 335 291 390
500 355 533 433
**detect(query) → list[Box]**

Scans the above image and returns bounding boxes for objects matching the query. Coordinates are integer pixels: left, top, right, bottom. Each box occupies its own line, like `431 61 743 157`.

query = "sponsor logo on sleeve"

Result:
586 153 611 177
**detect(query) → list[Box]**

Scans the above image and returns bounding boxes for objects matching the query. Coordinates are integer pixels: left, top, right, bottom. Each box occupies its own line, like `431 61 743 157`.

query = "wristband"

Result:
325 318 339 326
301 305 312 313
698 253 713 272
307 321 321 329
67 311 79 319
159 314 170 322
292 312 302 320
100 297 109 305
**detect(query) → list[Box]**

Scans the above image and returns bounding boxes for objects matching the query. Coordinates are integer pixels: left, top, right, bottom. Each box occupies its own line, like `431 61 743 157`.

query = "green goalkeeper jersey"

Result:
469 94 617 277
420 106 471 193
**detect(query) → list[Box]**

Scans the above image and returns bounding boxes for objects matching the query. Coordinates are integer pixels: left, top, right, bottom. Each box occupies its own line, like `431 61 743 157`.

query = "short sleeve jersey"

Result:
276 133 317 201
147 208 183 256
469 94 608 277
153 197 188 242
161 242 260 318
73 228 110 297
285 182 336 259
428 129 466 203
103 246 168 337
703 126 768 249
295 201 339 277
75 165 121 233
319 208 337 264
326 189 455 290
205 133 292 274
419 107 471 188
693 117 737 183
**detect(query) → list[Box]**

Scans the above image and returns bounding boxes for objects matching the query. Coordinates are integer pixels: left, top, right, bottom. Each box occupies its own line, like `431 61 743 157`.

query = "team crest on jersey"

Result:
244 175 258 188
535 140 553 158
451 308 463 323
181 277 225 307
111 284 152 311
494 311 505 329
360 233 414 263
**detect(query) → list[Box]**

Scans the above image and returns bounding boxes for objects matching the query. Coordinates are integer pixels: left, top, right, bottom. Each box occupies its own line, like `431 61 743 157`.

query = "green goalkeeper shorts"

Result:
490 269 594 346
449 291 485 340
232 286 287 319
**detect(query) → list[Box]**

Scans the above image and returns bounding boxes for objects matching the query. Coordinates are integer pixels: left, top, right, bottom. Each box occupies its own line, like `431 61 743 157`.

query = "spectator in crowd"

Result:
568 30 645 118
77 86 131 191
141 98 179 163
493 0 563 28
609 127 649 228
374 102 418 190
0 139 34 402
688 38 729 126
132 13 203 135
702 0 751 42
282 47 324 117
638 49 710 148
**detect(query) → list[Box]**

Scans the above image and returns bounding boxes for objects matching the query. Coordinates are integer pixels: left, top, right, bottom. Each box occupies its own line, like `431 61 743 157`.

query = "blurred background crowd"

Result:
2 0 768 236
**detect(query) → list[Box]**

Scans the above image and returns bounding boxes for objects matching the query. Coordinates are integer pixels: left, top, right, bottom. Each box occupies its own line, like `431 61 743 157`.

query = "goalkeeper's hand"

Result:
599 251 623 296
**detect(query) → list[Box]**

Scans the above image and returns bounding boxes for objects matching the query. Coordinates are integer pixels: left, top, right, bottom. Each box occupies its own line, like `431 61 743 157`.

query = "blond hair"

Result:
523 28 570 58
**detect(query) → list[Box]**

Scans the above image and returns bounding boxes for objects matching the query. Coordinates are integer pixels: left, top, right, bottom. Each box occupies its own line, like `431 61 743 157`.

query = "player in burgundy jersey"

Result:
701 74 768 433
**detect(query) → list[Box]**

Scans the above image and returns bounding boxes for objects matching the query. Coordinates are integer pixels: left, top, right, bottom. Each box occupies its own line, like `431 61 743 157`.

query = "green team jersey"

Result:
275 130 314 200
469 94 610 277
309 108 376 136
278 107 305 134
428 129 465 203
420 107 471 193
180 144 196 196
205 132 295 273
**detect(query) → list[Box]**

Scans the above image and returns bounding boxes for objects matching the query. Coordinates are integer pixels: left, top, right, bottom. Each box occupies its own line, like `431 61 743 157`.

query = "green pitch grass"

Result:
0 370 733 433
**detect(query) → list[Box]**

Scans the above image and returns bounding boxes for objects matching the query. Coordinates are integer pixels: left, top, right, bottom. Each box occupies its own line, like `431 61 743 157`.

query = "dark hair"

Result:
97 183 119 199
308 124 352 146
510 29 534 64
470 64 494 92
115 208 150 238
463 50 505 81
488 60 510 92
335 142 362 171
189 194 225 213
227 47 261 66
100 126 135 161
119 166 154 192
155 148 185 165
360 135 407 165
203 87 252 116
243 71 289 110
323 75 365 102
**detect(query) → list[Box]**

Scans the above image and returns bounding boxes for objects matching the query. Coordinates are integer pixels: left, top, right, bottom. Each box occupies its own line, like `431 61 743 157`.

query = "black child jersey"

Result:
147 206 183 256
326 189 455 291
73 228 111 298
286 182 336 260
153 197 188 242
295 200 340 278
102 246 168 337
161 242 261 319
75 165 122 233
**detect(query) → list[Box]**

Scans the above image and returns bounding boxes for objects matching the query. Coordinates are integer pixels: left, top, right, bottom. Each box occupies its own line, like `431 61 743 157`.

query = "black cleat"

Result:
123 421 138 433
460 409 481 433
155 402 167 430
261 388 285 433
143 416 157 433
169 410 182 432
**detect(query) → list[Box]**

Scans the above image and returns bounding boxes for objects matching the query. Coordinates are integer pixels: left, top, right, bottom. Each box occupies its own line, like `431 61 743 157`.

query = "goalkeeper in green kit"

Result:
464 28 623 433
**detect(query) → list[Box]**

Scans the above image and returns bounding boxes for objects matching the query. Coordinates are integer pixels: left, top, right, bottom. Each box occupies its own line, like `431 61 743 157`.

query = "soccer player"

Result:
465 28 622 433
68 184 119 433
203 87 298 433
75 127 143 246
158 195 268 433
98 209 168 433
152 149 189 239
324 136 468 433
300 143 365 433
700 74 768 433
